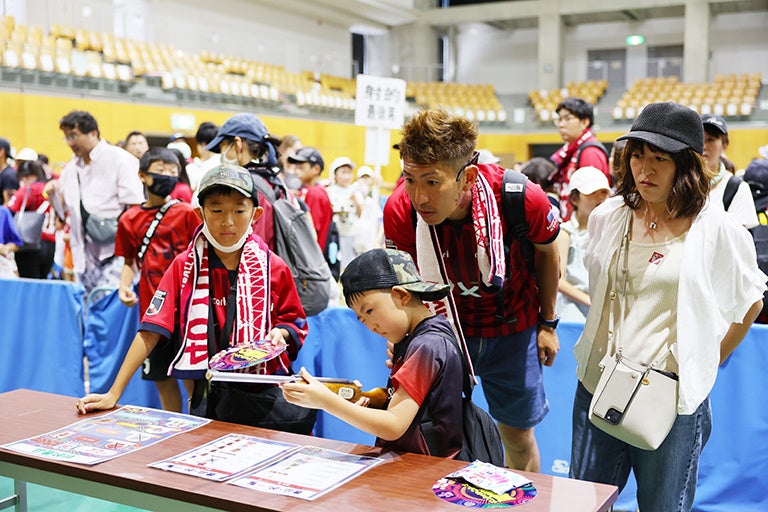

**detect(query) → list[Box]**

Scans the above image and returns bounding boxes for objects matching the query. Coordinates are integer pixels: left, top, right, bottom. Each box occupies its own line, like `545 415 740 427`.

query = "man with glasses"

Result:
45 110 143 294
384 110 560 472
550 97 609 221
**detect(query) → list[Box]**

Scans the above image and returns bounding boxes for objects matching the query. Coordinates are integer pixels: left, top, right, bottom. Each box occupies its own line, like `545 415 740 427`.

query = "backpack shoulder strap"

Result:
501 169 533 269
250 173 277 204
575 140 609 168
723 175 743 212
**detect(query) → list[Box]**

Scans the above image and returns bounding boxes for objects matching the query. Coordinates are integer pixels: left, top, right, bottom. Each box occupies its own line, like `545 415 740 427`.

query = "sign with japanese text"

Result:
355 74 406 130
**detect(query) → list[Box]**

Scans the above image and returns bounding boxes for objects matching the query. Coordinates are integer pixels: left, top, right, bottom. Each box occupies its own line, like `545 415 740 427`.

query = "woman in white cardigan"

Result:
570 102 766 512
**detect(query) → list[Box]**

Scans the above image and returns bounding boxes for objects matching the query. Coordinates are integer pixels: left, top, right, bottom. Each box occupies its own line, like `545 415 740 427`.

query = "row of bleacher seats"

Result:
529 79 608 122
406 81 508 124
612 73 762 120
0 16 504 123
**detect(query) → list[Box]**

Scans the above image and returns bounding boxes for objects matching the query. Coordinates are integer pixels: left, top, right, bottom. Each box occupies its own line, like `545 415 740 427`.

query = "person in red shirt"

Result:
77 164 314 434
550 97 610 220
384 110 560 471
114 147 200 412
287 147 333 250
6 159 53 278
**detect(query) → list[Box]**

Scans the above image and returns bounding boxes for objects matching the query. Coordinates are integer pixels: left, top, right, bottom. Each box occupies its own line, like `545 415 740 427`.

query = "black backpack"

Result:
575 140 609 169
441 330 505 466
251 174 331 316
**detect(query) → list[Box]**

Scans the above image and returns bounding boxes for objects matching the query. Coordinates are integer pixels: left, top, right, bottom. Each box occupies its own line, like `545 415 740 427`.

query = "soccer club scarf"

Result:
169 226 271 379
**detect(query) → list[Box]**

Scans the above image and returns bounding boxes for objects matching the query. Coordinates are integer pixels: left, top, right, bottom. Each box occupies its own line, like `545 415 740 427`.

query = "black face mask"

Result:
147 173 178 197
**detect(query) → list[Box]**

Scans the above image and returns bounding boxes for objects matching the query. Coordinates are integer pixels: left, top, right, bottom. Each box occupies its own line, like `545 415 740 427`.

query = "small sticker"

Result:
146 290 167 315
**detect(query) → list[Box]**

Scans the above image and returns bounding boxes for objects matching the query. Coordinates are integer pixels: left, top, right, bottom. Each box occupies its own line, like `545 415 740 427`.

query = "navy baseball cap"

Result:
701 114 728 136
744 158 768 212
287 147 324 171
0 138 12 159
206 113 282 153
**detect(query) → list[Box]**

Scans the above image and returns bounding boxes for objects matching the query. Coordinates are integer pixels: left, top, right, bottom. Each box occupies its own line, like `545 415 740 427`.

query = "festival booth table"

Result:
0 389 618 512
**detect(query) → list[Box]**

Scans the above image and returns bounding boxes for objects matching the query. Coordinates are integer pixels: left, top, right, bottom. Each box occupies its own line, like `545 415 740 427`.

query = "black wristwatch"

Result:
538 314 560 330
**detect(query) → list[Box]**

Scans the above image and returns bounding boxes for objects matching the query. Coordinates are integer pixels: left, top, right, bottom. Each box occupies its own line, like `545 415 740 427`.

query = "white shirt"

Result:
709 163 758 228
59 139 143 273
575 196 766 414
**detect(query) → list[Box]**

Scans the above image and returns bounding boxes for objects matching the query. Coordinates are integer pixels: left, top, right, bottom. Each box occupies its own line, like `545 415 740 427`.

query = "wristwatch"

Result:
537 314 560 330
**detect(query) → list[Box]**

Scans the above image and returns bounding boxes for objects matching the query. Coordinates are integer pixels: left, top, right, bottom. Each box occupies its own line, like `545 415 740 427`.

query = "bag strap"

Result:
609 211 672 369
136 200 180 266
15 186 30 224
723 175 743 212
575 140 609 169
432 322 475 399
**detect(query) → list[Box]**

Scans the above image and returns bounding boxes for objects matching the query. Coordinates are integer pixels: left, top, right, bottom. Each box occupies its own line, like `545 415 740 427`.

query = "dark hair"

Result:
397 110 478 172
222 135 267 162
721 155 735 173
139 147 180 173
703 123 730 147
556 97 594 127
59 110 100 137
17 160 47 182
615 139 713 219
125 130 146 143
195 122 219 145
198 185 258 208
520 157 557 190
37 153 49 165
166 148 191 186
610 139 628 175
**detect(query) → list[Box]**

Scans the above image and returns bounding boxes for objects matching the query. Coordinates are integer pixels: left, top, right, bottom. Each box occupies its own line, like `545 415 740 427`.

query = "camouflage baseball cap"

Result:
341 248 450 303
197 163 254 201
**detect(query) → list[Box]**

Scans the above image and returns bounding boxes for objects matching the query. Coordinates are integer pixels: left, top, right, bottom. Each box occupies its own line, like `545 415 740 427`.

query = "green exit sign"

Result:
626 34 645 46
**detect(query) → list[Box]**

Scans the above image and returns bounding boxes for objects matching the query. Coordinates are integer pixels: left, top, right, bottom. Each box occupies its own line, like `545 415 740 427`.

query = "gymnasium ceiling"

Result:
250 0 768 32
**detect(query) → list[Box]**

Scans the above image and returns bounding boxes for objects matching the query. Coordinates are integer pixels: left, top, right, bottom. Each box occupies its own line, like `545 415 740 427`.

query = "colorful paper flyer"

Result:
1 406 210 465
229 446 384 501
149 433 300 482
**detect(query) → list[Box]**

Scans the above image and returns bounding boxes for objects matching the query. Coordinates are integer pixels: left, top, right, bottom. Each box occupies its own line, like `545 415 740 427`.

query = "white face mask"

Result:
202 221 252 253
220 143 239 166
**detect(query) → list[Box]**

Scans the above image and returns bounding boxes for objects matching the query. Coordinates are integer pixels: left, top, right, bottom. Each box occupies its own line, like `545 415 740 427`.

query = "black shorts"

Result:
141 340 177 381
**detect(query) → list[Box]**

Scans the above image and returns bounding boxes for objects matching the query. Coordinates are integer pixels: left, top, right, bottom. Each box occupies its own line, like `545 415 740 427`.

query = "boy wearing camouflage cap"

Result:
282 248 465 457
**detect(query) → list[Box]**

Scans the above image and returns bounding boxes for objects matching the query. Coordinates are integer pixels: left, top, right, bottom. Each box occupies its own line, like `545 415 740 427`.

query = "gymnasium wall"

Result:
3 91 766 183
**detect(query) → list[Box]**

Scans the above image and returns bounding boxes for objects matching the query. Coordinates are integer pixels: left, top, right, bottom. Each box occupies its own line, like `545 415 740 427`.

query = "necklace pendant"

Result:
649 221 657 230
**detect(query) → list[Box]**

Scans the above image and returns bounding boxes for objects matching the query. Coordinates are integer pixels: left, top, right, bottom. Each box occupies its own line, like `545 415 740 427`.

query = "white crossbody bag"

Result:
588 215 679 451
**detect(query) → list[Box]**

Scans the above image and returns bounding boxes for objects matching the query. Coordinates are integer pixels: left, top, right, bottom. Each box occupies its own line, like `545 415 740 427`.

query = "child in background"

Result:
327 156 362 270
78 164 314 434
114 147 201 412
282 248 464 457
352 166 384 254
555 166 610 322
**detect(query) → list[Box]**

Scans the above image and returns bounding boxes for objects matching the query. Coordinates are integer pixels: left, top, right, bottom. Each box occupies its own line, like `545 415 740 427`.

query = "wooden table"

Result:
0 389 617 512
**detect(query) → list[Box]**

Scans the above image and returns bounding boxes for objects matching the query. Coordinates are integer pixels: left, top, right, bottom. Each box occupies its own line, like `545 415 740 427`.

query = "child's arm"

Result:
282 368 419 441
118 257 138 307
76 330 161 414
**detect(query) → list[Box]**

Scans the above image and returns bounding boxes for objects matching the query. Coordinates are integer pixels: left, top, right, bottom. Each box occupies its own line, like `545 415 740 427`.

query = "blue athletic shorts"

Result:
465 326 549 429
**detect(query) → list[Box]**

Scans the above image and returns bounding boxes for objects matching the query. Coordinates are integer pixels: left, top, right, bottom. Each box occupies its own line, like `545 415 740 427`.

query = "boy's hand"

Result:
385 341 394 369
119 286 138 307
280 367 333 409
265 328 288 351
76 392 119 415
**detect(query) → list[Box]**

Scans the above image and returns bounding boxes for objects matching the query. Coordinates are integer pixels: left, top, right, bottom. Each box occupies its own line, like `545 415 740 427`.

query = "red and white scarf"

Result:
550 128 595 184
169 227 271 379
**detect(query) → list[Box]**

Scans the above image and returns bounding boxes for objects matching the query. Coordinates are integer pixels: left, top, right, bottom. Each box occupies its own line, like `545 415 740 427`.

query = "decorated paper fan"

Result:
209 340 285 371
432 477 537 508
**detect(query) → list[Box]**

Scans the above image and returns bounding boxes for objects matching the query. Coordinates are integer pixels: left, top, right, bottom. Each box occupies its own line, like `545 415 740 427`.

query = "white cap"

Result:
357 165 374 178
330 156 355 175
15 147 38 161
167 140 192 160
569 166 610 195
477 149 500 164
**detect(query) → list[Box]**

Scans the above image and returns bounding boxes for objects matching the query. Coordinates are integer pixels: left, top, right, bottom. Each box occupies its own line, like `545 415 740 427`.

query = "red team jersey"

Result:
114 202 200 312
383 163 559 337
299 184 333 249
139 245 306 375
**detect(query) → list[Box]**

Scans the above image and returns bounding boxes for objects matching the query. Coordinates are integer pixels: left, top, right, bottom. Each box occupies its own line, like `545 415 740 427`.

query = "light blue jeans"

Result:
570 381 712 512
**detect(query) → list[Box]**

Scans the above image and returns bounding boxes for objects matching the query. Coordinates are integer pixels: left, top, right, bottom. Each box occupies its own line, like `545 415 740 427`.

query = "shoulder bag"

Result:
77 172 119 243
588 215 679 451
14 187 46 249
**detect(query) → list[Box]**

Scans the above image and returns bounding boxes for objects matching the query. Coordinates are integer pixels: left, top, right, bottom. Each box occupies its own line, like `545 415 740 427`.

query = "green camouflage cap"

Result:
341 248 450 302
197 163 254 200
